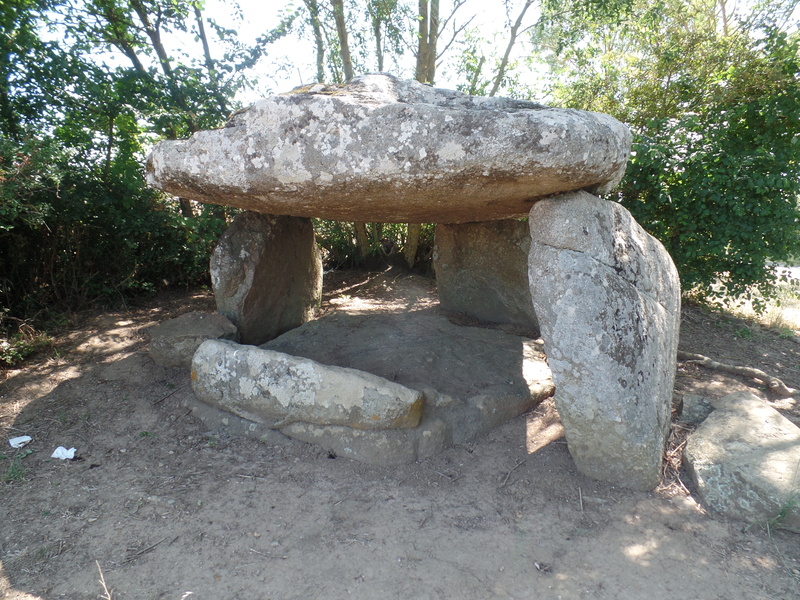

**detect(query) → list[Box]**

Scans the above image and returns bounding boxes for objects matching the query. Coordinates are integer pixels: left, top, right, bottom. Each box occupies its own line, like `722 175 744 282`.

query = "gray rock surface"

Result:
684 391 800 530
281 417 449 466
677 393 715 424
191 339 424 430
528 190 681 490
148 311 238 369
146 74 631 223
210 212 321 345
434 219 539 334
263 310 553 463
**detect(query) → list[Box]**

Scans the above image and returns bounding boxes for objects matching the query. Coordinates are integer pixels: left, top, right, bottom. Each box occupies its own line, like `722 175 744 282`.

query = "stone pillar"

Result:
527 191 680 490
210 212 322 346
434 220 539 334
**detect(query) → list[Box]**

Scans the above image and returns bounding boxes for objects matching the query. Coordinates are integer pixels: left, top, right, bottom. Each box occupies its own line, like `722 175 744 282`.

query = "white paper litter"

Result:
51 446 76 460
8 436 32 449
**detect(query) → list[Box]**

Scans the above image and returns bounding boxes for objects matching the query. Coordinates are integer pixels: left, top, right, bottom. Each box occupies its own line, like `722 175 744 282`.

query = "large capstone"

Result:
210 212 321 345
434 219 539 333
146 74 631 223
528 190 681 490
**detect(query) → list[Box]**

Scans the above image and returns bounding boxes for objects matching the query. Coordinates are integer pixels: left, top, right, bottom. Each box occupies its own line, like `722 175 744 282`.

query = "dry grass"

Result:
657 422 696 497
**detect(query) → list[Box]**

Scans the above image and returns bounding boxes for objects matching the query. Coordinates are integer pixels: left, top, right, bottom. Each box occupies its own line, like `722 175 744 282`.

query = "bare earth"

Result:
1 271 799 600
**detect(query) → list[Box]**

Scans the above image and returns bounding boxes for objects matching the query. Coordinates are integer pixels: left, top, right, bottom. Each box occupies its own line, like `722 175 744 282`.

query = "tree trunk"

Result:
331 0 354 81
130 0 198 133
489 0 534 97
103 112 115 183
403 224 422 268
303 0 326 82
354 222 370 259
178 199 194 218
405 0 440 268
371 9 384 71
193 3 228 115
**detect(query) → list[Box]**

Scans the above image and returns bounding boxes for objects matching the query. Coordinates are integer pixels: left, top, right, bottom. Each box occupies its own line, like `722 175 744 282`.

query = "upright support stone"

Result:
528 191 681 490
210 212 322 346
434 220 539 334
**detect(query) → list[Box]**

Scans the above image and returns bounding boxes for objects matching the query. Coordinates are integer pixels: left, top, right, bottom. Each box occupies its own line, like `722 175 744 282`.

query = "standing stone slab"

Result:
434 220 539 334
210 212 321 345
528 190 681 490
191 339 424 430
146 74 632 224
684 391 800 530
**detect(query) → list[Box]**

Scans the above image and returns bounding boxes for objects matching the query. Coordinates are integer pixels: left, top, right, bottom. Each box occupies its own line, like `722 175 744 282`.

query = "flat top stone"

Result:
146 74 631 223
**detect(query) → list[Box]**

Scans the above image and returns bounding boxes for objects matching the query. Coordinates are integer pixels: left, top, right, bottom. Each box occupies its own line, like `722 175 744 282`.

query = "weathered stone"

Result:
684 391 800 530
146 74 631 223
148 311 238 369
264 309 553 462
191 339 424 430
182 391 292 446
434 219 539 333
281 416 450 466
528 190 681 490
210 212 321 346
677 393 715 424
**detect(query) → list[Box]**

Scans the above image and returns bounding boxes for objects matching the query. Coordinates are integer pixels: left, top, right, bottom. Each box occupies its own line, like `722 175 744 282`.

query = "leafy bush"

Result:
616 30 800 307
0 135 229 331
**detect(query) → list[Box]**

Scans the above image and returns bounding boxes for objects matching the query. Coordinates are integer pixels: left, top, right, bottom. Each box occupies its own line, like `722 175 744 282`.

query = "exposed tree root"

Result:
677 351 797 397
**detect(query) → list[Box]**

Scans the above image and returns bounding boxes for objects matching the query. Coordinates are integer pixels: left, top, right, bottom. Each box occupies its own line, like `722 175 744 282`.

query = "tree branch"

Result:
678 351 797 397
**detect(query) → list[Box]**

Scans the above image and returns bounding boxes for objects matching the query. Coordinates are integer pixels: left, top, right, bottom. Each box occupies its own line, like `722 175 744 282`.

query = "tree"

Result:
543 0 800 304
0 0 290 329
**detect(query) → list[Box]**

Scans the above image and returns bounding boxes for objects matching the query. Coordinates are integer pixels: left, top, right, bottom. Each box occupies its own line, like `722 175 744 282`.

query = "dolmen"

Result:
146 74 680 490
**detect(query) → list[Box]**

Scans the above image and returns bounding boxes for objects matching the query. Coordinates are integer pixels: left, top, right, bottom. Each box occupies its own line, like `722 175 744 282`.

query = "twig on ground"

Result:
425 466 459 480
657 423 694 496
499 459 525 488
249 548 288 559
579 487 584 513
677 351 797 397
96 561 113 600
121 536 167 564
152 383 186 405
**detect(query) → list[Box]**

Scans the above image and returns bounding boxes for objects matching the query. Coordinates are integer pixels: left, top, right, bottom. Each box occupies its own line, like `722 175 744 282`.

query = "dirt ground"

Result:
1 270 799 600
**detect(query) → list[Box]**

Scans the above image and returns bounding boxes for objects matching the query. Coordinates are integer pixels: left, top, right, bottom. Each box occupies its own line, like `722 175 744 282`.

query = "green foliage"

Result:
3 459 26 483
3 448 33 483
616 29 800 305
545 2 800 306
0 133 230 324
0 322 53 366
314 220 435 271
0 0 244 333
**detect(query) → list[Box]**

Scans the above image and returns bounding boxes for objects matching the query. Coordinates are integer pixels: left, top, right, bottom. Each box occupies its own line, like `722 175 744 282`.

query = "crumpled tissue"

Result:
8 436 32 449
51 447 76 460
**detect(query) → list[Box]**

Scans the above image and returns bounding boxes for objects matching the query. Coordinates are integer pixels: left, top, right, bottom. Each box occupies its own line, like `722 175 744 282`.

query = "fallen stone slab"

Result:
210 212 321 346
528 190 681 490
263 310 554 463
281 416 450 466
148 311 238 369
191 339 424 430
146 74 631 223
434 219 539 334
684 391 800 530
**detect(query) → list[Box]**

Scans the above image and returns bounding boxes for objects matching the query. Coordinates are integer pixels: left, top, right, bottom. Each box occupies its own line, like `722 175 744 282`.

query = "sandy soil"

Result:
1 271 799 600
